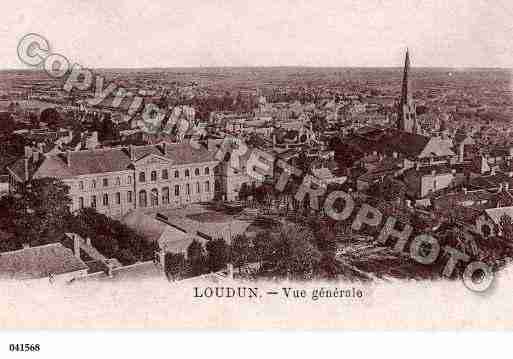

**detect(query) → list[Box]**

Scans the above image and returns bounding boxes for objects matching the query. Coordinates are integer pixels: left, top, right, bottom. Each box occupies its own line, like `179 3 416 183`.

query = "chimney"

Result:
24 145 32 158
73 234 80 259
22 242 30 249
498 183 503 192
226 263 234 279
66 150 71 167
462 187 467 194
393 151 398 159
105 260 114 278
129 145 135 161
505 182 510 192
161 142 167 155
37 142 44 153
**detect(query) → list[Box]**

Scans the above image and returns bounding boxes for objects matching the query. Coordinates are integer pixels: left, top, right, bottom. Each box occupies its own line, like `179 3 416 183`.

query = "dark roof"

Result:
11 142 217 180
0 243 88 280
351 129 430 158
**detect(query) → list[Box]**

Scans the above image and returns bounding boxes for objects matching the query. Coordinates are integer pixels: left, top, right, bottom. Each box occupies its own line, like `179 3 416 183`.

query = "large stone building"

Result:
7 142 221 218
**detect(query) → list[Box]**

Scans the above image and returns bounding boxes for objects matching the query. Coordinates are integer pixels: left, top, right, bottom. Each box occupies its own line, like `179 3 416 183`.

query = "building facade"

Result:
8 142 221 218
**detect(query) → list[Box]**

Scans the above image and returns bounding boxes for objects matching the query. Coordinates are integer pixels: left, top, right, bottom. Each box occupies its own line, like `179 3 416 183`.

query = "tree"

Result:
187 239 207 276
206 237 229 272
39 108 62 128
230 234 251 272
0 177 72 247
500 214 513 240
165 253 188 281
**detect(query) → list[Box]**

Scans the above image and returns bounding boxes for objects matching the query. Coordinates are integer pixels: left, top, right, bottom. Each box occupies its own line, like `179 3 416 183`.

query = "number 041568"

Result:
9 344 40 352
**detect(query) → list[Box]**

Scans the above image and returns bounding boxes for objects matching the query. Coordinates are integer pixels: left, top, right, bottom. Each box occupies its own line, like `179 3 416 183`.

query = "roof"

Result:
12 142 217 180
121 211 201 253
351 129 431 158
0 243 88 280
485 207 513 225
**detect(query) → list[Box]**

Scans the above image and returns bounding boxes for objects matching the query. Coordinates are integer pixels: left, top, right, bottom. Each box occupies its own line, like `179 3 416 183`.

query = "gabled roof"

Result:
0 243 88 280
485 207 513 225
13 142 217 180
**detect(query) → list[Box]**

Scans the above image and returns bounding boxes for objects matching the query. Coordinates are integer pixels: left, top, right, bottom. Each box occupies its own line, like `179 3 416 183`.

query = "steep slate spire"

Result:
401 48 412 106
397 48 417 133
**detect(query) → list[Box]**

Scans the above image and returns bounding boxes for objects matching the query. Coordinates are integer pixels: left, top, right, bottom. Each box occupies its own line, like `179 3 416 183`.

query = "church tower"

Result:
397 49 418 133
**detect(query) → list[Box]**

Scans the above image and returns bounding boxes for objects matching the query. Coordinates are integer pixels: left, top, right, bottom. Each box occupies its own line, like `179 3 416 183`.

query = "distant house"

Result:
475 206 513 238
0 243 88 283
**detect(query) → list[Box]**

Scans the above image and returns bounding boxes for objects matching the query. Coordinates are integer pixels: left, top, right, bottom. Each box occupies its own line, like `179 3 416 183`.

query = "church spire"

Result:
397 48 418 133
401 48 412 105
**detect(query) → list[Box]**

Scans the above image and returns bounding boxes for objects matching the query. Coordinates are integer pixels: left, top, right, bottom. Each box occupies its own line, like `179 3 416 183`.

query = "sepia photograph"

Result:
0 1 513 350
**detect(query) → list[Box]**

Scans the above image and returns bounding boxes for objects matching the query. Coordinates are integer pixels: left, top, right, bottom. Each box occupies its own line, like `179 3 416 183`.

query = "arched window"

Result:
194 168 200 176
92 180 97 189
185 169 190 178
79 197 84 209
162 169 169 180
174 185 180 196
151 171 157 182
139 172 146 183
196 182 201 193
162 187 170 204
116 177 121 186
186 183 191 195
215 180 220 191
174 170 179 178
205 167 210 175
150 188 159 206
103 193 109 206
139 190 147 207
205 181 210 192
91 195 97 208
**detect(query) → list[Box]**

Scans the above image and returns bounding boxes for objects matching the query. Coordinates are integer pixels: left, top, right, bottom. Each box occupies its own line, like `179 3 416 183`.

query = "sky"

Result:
1 0 512 69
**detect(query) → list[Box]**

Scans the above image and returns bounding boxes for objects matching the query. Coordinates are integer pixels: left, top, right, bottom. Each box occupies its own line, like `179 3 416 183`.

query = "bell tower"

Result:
397 49 418 133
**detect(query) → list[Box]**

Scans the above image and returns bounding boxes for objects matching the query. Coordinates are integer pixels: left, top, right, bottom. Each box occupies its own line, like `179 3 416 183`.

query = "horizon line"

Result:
0 65 511 71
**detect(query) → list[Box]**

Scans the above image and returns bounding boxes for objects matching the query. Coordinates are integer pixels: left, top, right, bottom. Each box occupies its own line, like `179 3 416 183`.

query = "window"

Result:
79 181 84 190
79 197 84 209
162 169 169 180
139 172 146 182
194 168 200 176
185 169 190 178
116 177 121 186
128 176 132 184
103 193 109 206
92 180 97 189
139 190 147 207
205 181 210 192
196 182 201 193
151 171 157 182
103 178 109 187
150 188 159 207
91 195 97 208
215 180 220 191
174 185 180 196
162 187 170 204
186 183 190 195
115 192 121 205
205 167 210 175
127 190 133 203
174 170 179 178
